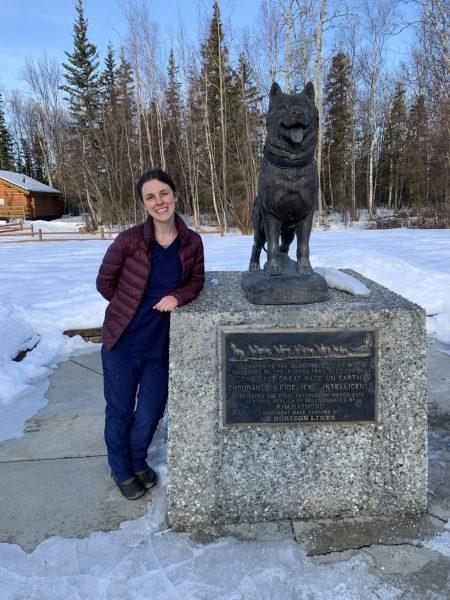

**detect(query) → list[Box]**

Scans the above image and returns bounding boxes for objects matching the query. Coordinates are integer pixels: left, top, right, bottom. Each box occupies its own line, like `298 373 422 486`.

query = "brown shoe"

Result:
111 472 146 500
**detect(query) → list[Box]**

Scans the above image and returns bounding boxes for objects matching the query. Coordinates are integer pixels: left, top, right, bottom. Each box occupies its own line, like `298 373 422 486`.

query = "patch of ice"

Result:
422 521 450 557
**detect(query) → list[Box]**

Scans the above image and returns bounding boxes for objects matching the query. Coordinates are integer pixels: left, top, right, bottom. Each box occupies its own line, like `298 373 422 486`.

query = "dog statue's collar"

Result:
263 145 314 169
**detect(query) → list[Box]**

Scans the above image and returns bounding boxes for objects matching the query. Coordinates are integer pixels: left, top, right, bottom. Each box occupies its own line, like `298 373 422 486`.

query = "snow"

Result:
0 224 449 597
314 267 371 296
0 170 60 193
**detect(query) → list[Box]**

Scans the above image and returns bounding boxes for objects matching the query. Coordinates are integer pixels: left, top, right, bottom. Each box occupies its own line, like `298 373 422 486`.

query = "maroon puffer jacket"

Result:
96 213 204 350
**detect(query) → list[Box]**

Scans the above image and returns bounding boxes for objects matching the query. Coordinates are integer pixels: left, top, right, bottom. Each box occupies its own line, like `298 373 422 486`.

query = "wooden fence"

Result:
0 220 225 243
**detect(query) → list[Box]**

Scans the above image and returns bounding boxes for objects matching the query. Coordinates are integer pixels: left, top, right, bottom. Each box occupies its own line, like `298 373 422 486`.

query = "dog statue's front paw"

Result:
264 259 282 276
249 261 260 272
296 260 313 276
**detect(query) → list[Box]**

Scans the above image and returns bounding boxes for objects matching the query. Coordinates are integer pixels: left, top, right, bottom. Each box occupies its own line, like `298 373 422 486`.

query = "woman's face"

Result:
142 179 177 224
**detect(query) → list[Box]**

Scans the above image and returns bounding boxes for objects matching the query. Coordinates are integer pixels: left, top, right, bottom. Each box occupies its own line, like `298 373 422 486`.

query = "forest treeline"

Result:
0 0 448 230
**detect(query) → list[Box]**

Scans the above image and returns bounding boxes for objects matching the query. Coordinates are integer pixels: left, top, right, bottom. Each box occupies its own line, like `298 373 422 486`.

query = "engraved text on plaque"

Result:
222 328 377 426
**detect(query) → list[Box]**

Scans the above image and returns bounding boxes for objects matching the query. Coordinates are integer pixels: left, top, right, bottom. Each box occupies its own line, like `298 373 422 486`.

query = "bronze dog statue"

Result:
249 81 319 276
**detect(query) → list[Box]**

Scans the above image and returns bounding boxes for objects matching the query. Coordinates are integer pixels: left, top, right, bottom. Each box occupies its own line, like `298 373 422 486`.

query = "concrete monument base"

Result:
167 271 427 530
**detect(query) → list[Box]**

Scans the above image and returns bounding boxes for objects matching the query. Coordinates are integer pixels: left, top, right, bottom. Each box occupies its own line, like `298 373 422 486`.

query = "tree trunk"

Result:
313 0 327 216
284 0 294 92
204 80 223 229
216 7 228 231
155 100 166 170
387 157 393 208
296 0 311 81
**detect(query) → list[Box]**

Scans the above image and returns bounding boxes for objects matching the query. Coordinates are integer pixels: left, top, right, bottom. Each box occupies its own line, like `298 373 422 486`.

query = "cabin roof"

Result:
0 171 60 194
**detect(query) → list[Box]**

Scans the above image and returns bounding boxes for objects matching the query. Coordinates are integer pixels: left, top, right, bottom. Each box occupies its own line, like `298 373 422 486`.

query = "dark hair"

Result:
136 168 177 201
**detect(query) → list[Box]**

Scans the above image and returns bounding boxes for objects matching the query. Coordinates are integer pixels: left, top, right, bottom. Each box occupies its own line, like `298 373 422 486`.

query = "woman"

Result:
96 168 205 500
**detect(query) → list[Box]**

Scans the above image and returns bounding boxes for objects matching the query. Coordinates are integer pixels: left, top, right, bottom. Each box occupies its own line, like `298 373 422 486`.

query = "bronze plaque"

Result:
222 328 377 426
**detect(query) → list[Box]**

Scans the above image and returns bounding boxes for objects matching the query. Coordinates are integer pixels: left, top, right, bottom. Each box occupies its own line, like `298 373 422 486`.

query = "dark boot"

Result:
135 467 158 489
111 472 146 500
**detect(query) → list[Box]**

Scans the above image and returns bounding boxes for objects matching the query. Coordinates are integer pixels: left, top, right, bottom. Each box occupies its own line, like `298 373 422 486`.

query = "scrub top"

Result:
113 237 182 359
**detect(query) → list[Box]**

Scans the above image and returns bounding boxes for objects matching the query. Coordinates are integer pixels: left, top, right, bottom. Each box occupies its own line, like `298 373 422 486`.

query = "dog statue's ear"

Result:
301 82 315 102
270 82 282 100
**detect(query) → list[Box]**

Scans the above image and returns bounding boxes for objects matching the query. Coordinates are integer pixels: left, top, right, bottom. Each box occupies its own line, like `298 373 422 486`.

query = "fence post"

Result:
100 226 105 240
38 228 43 242
30 224 34 237
19 220 23 230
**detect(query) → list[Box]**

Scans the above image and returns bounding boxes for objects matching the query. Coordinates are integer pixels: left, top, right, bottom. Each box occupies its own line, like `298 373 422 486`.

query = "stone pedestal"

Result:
167 271 427 530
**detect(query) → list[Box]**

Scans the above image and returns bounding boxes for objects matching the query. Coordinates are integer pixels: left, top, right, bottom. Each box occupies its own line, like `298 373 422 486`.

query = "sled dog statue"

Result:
241 81 329 305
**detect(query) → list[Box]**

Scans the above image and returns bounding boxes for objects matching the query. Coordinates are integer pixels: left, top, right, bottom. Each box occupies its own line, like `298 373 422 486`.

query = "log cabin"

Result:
0 171 62 221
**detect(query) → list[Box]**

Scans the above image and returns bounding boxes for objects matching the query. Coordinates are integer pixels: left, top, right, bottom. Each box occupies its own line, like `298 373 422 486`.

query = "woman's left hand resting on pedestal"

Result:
153 295 178 312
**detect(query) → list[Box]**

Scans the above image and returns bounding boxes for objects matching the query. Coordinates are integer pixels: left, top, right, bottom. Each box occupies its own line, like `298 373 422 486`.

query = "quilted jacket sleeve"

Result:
96 234 128 301
171 236 205 307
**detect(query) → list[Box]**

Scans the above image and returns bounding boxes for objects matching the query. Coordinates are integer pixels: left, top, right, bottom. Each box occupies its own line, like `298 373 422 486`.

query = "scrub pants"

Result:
101 345 168 483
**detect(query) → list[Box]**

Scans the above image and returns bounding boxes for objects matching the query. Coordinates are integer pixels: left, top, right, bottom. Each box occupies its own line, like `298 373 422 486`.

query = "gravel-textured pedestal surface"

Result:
167 271 427 530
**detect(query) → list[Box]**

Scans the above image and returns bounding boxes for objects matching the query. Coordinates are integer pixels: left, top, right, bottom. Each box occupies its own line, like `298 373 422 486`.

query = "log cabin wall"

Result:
33 194 62 219
0 179 31 219
0 179 62 220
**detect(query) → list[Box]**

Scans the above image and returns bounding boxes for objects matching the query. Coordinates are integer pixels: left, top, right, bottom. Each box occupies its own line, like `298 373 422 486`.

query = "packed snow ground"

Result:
1 221 450 598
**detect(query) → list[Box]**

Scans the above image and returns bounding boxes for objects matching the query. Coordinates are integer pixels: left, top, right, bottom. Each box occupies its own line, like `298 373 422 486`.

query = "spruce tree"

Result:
323 51 353 215
378 83 407 210
116 49 135 141
200 1 233 133
62 0 100 228
227 52 264 231
31 138 47 183
164 49 185 205
0 93 14 171
405 94 428 209
20 138 33 178
100 43 118 116
199 0 235 222
234 52 263 120
62 0 99 130
117 49 134 107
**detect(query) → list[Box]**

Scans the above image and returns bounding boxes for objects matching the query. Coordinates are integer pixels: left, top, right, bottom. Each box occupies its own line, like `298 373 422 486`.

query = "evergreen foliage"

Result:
164 48 185 204
200 1 233 134
0 94 14 171
62 0 99 129
100 43 118 115
116 49 135 123
322 51 353 213
377 83 407 210
405 94 429 208
226 52 264 231
17 137 46 182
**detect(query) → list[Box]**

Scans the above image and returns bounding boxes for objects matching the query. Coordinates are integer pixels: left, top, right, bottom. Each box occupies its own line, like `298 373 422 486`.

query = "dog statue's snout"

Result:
291 109 308 125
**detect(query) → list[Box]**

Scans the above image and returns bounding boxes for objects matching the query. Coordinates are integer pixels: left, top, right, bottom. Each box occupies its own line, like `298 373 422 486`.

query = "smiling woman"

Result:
96 167 205 500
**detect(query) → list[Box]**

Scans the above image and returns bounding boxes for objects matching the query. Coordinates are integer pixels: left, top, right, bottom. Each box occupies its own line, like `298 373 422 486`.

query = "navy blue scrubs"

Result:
102 238 181 482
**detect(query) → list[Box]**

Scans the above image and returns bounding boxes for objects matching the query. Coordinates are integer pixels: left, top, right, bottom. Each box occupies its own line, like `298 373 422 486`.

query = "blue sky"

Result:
0 0 262 90
1 0 416 92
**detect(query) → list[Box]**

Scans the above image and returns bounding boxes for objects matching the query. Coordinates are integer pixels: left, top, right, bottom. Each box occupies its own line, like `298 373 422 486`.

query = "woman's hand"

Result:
153 295 178 312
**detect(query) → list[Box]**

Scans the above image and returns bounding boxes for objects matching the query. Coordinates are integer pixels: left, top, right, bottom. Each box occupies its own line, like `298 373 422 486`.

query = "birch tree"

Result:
357 0 398 216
